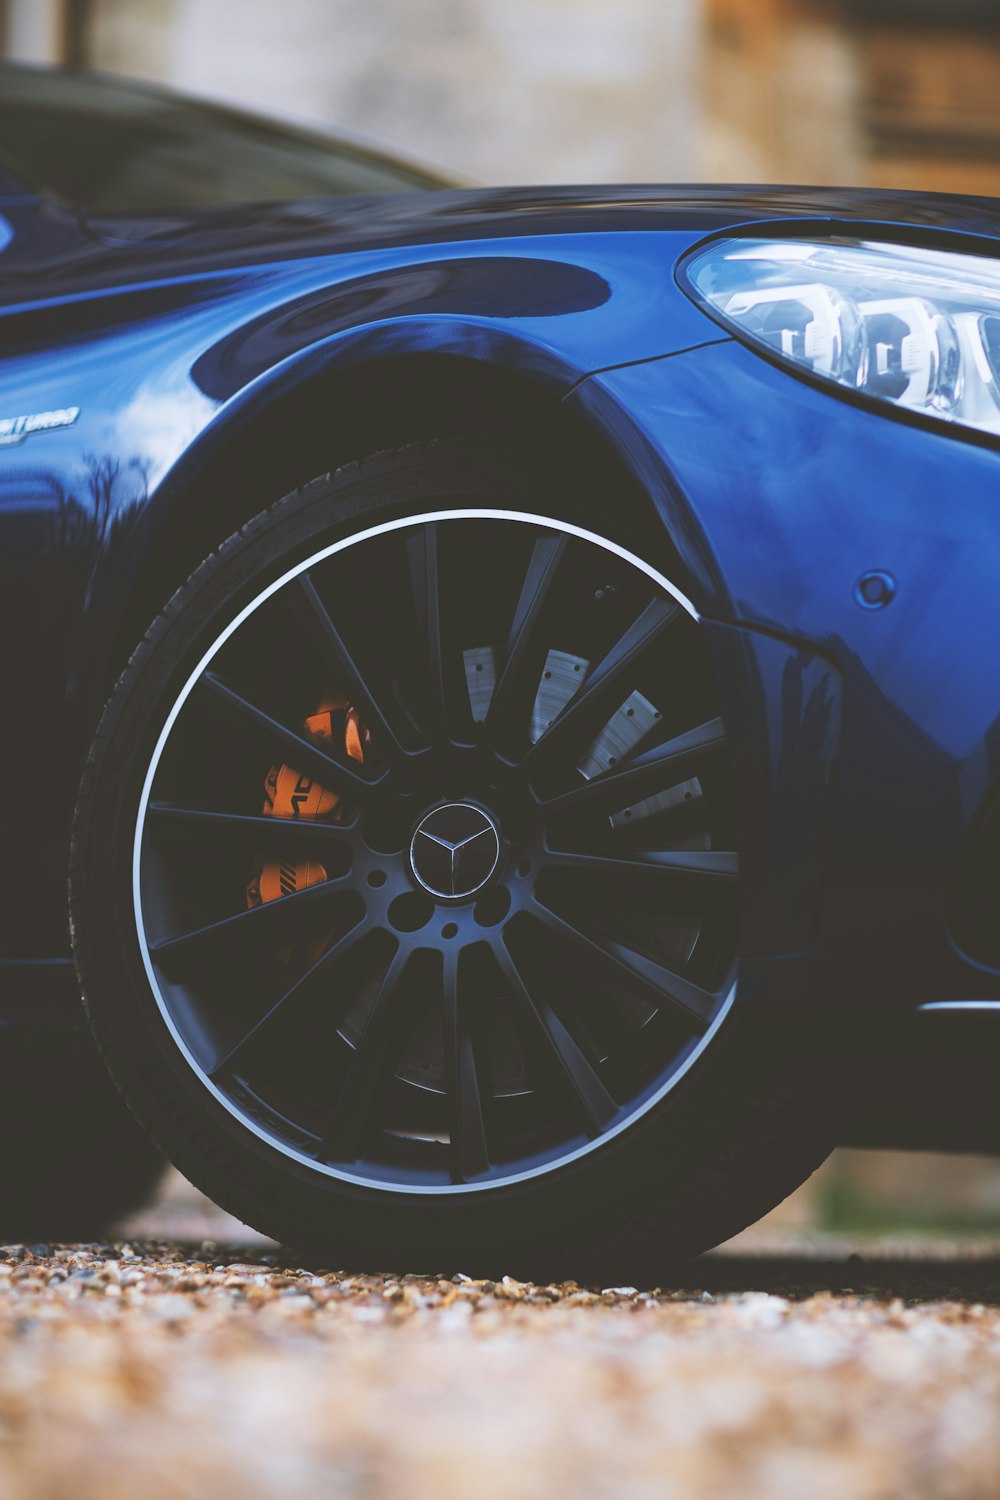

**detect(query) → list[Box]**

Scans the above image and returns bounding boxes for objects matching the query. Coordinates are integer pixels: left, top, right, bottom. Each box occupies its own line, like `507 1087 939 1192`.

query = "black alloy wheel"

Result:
73 443 834 1272
134 508 737 1191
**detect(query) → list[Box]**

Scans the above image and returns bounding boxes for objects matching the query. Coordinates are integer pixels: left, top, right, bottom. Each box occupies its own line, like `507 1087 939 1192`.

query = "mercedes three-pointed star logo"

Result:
409 802 502 900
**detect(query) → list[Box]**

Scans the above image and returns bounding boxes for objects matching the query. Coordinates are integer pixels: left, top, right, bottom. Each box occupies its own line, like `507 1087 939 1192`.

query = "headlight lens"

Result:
685 236 1000 438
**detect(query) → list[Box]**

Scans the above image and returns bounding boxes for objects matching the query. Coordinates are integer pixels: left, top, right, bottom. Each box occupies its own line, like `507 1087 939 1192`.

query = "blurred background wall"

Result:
1 0 999 1233
0 0 705 185
2 0 1000 194
705 0 1000 196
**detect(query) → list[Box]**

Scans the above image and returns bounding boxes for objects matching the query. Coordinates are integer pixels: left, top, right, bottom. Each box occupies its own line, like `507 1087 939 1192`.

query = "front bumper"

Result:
569 337 1000 1016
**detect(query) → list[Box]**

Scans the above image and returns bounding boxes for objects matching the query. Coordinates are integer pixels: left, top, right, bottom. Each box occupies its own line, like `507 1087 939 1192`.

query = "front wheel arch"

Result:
103 349 687 719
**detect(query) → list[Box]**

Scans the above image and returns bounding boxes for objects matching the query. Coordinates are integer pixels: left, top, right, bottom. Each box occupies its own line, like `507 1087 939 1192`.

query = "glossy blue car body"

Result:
2 70 999 1150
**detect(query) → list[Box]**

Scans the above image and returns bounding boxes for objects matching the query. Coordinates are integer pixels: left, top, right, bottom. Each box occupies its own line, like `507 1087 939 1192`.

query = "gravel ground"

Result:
1 1183 999 1500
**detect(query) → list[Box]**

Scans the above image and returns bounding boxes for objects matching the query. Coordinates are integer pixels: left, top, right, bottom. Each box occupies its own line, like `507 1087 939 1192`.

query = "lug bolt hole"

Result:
388 892 432 933
516 859 532 877
363 813 406 855
367 870 387 888
441 922 458 940
475 887 511 928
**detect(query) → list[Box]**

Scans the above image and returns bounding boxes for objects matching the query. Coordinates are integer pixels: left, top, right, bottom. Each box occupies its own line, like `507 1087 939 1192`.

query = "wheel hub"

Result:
409 801 503 900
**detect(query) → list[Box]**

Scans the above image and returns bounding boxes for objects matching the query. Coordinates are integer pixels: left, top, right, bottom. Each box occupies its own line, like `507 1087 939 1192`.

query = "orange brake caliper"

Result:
246 697 368 921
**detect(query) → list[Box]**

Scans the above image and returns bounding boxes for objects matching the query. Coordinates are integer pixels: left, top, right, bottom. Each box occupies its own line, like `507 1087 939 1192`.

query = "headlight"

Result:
684 236 1000 439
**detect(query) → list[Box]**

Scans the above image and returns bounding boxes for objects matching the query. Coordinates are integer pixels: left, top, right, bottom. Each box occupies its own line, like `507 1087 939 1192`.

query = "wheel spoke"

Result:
321 945 412 1163
543 847 738 884
540 717 727 819
146 803 357 857
518 596 679 775
526 900 716 1029
210 920 370 1080
494 937 618 1135
406 523 448 742
150 873 353 978
443 951 490 1181
292 573 424 770
600 937 723 1029
483 533 567 746
196 673 382 804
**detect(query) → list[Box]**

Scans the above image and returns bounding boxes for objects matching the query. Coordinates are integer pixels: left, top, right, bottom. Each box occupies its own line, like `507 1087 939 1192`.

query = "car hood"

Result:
2 182 1000 312
87 181 1000 253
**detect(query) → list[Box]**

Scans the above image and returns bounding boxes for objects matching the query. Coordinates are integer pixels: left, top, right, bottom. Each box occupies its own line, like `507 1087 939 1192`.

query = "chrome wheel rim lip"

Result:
132 509 733 1197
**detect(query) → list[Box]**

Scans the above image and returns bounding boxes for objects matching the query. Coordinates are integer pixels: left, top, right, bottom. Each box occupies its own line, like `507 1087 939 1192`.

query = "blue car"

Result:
2 63 998 1266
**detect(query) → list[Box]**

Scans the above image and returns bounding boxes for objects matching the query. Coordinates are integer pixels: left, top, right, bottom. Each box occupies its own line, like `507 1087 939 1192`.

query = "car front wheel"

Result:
71 441 833 1275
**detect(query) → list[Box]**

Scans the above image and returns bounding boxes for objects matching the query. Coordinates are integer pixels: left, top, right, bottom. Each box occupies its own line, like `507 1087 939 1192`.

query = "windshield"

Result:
0 66 449 212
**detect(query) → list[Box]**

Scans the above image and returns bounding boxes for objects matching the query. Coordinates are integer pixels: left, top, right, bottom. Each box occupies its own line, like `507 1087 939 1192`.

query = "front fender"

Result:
0 231 720 958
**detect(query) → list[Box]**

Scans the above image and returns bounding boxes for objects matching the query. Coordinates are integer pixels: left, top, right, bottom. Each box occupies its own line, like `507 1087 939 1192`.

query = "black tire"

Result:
0 1020 166 1240
71 441 833 1278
